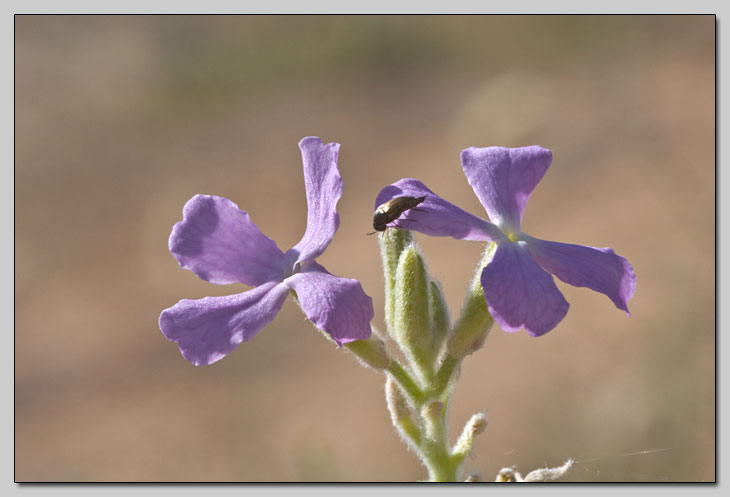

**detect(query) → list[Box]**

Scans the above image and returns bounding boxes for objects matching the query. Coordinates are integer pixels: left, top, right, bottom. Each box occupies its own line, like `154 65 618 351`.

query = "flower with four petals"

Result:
375 146 636 337
159 137 374 365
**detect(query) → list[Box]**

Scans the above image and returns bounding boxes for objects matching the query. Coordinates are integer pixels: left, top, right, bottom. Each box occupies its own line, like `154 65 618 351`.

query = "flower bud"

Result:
394 244 437 378
520 459 574 482
452 412 488 461
385 376 412 421
495 460 573 482
385 376 421 447
422 400 444 420
447 243 496 359
429 280 450 353
378 229 413 331
495 467 519 482
465 412 488 436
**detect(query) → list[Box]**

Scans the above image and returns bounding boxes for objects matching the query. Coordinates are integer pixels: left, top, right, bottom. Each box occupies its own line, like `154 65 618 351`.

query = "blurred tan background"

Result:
15 15 714 482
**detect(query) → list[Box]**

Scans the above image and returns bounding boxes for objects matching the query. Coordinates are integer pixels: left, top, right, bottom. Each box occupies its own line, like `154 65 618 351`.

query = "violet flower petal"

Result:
375 178 506 242
481 242 569 337
521 234 636 316
169 194 286 286
159 281 290 366
284 261 374 346
461 146 552 233
291 137 343 265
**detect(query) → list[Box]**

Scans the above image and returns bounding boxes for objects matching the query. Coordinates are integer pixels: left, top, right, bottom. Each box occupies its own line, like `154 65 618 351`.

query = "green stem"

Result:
386 361 426 405
425 454 460 482
428 354 460 400
385 357 466 481
419 401 460 481
375 235 495 482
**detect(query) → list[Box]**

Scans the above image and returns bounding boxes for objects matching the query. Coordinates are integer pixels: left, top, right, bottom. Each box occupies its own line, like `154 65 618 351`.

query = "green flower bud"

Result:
429 280 450 353
394 244 435 378
385 376 412 421
447 243 496 359
385 376 421 447
378 229 413 332
394 244 430 345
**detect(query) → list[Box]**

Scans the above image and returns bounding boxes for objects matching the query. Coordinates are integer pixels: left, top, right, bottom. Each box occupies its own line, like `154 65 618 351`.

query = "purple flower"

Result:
160 137 374 365
375 146 636 337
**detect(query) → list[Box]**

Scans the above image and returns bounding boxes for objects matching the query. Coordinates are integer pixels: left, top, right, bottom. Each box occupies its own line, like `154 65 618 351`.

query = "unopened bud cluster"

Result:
373 228 498 481
392 243 451 380
381 231 496 380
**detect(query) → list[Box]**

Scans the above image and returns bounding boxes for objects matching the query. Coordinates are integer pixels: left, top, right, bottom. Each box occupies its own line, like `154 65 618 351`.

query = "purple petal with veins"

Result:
159 281 291 366
521 234 636 315
481 241 569 337
291 137 343 265
169 194 286 286
461 146 552 233
285 261 374 346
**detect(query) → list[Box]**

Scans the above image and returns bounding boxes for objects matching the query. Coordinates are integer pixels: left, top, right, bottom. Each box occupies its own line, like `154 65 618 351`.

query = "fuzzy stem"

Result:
420 401 460 481
344 333 391 370
428 353 460 400
386 361 426 405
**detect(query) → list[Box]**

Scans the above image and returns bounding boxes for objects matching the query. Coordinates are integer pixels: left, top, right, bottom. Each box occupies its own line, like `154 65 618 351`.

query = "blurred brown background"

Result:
15 15 714 482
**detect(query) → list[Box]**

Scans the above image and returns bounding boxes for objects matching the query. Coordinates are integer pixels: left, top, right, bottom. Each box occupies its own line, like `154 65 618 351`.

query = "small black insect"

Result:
369 195 427 234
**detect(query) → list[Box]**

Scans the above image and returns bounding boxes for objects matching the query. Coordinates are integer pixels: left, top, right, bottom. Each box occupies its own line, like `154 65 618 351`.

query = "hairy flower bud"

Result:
379 229 413 332
385 376 421 447
394 244 440 379
495 459 573 482
453 412 488 462
385 376 412 421
422 400 444 420
429 280 450 353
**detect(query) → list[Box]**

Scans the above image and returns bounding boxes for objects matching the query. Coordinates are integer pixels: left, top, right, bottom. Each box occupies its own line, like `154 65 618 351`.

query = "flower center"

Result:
505 230 522 243
495 218 522 243
282 249 302 279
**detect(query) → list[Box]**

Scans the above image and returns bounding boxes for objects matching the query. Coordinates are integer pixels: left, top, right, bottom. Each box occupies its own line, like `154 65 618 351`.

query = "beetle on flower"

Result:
375 146 636 337
159 137 374 365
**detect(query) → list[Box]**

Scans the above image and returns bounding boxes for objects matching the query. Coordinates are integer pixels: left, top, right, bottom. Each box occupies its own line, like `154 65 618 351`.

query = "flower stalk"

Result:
344 332 391 370
376 229 493 481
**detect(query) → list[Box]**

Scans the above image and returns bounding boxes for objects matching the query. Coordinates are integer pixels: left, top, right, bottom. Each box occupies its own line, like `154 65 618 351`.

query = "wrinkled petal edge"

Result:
522 235 636 317
292 137 343 265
